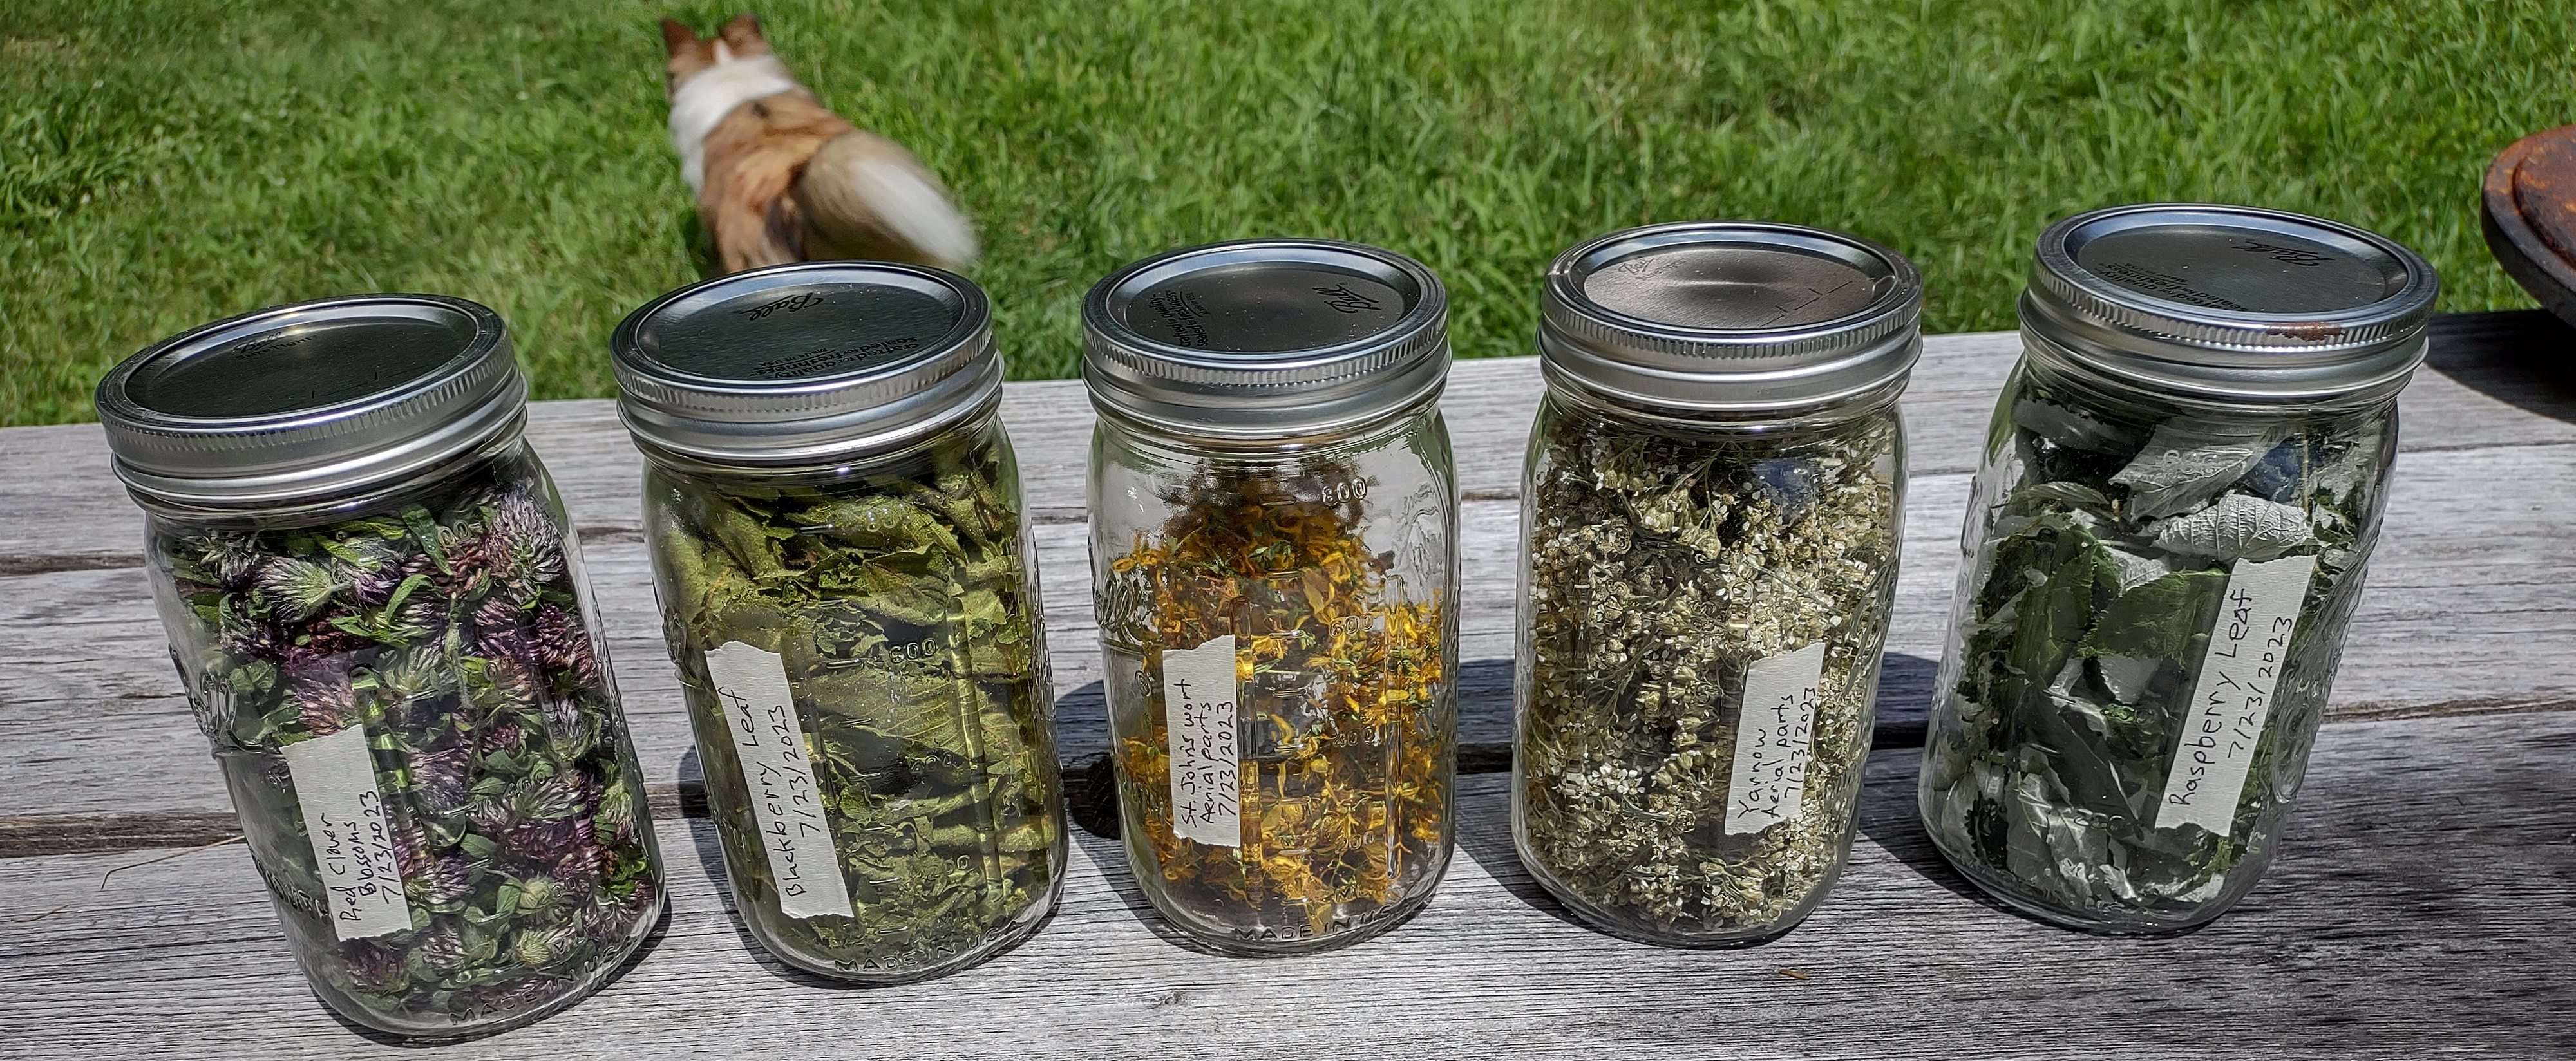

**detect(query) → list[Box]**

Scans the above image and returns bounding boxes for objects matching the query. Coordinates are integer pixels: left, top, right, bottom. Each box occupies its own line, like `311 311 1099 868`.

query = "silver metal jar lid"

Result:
1081 238 1449 440
611 261 1000 465
94 294 526 507
2022 203 2439 400
1539 221 1924 413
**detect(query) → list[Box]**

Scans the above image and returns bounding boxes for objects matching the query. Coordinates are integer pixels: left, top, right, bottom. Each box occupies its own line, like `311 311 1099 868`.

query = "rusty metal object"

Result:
2484 124 2576 329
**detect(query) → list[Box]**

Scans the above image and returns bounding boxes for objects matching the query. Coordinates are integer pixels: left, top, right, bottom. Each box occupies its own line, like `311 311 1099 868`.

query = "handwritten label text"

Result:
706 641 852 919
1163 635 1242 847
2155 554 2316 834
281 725 413 940
1724 643 1828 835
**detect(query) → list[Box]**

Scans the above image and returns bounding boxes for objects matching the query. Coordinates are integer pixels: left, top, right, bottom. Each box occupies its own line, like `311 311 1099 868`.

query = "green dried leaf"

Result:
2080 570 2227 660
2150 493 2315 561
656 427 1059 970
1929 368 2384 917
2110 424 2281 518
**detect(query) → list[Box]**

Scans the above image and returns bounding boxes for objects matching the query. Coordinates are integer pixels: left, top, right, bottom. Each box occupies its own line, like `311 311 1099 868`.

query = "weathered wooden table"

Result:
5 314 2573 1058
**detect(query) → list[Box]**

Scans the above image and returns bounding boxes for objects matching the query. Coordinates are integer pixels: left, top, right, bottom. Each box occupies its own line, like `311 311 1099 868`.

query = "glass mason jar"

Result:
1511 223 1922 945
613 263 1065 981
1082 239 1460 953
94 296 665 1039
1920 203 2439 933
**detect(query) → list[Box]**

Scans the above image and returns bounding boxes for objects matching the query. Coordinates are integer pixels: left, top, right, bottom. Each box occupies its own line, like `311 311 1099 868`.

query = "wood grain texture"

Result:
4 710 2571 1060
8 315 2576 1056
6 319 2575 826
4 435 2569 821
10 314 2573 570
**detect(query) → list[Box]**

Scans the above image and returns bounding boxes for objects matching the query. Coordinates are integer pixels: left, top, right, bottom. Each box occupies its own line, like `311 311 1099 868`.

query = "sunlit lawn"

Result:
4 0 2570 425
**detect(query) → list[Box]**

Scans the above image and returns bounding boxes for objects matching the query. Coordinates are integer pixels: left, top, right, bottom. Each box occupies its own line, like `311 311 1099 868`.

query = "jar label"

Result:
705 641 853 919
280 725 413 941
2156 554 2317 835
1724 643 1828 836
1162 635 1242 847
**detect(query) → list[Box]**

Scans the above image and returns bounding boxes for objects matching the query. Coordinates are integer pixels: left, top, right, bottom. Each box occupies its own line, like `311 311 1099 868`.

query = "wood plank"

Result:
5 709 2570 1060
9 312 2572 573
5 437 2573 829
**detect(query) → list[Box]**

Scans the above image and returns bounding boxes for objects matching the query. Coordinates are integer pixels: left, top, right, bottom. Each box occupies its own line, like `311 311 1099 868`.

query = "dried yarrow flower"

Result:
1516 400 1899 940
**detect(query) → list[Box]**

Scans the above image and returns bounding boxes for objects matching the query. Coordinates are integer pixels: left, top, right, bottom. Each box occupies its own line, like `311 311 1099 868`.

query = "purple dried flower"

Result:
509 816 603 892
533 604 601 688
467 800 516 840
486 493 568 585
432 527 493 596
505 774 589 822
393 596 448 638
348 565 400 607
508 925 583 969
392 816 431 879
343 941 412 996
409 855 477 908
254 557 343 623
538 695 593 758
471 594 523 635
412 923 471 977
218 621 287 662
479 653 544 713
287 665 361 734
188 530 265 589
477 719 531 761
407 744 471 814
375 643 460 705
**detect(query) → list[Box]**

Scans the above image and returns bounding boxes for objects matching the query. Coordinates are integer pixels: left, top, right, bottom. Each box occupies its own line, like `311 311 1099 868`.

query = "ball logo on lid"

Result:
731 290 828 321
1311 283 1384 315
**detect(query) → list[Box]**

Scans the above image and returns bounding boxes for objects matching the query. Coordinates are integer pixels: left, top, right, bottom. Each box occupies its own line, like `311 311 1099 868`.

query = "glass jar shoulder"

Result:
1088 406 1455 557
1527 386 1906 495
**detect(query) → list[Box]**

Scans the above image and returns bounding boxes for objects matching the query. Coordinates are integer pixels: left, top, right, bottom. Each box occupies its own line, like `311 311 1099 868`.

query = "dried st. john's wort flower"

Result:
1923 367 2387 915
1518 402 1899 937
651 431 1061 975
162 448 659 1029
1102 458 1450 945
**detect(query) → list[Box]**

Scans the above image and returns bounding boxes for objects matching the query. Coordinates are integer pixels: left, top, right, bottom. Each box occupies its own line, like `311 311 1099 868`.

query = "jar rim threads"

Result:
611 261 1000 466
1539 221 1924 414
95 294 525 508
1081 238 1450 442
2020 202 2439 402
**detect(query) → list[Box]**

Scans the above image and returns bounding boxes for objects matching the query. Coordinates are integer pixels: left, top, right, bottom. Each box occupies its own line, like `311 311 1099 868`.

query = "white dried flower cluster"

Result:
1519 403 1899 937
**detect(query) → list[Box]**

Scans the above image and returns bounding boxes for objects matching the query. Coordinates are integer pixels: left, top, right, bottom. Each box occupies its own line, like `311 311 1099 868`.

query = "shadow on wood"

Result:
2422 310 2576 426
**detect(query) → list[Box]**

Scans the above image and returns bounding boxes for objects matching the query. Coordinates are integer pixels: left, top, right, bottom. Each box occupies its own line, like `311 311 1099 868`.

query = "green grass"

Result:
4 0 2570 426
